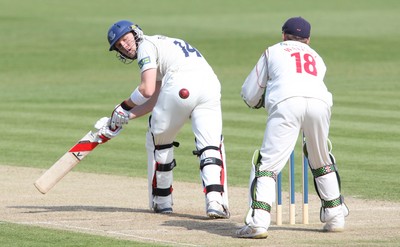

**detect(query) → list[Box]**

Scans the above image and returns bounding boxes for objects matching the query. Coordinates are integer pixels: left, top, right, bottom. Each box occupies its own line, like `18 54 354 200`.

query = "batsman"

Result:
96 20 229 218
237 17 349 238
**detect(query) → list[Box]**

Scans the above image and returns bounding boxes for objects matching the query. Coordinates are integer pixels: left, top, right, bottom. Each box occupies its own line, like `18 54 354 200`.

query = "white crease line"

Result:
19 221 202 247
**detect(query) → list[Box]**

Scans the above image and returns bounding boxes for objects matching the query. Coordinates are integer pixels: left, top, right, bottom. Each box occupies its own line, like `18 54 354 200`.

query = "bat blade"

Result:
34 131 99 194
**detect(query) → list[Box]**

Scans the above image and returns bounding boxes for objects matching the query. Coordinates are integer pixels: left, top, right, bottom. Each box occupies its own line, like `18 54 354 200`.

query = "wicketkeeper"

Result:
236 16 349 238
96 20 229 219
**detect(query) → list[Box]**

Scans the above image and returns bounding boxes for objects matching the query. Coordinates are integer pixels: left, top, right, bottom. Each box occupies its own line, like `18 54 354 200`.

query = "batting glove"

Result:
110 101 133 130
94 117 122 144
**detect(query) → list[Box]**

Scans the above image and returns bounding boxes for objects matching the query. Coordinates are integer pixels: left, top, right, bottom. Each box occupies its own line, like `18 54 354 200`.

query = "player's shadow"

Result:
161 218 322 238
7 205 206 221
8 205 219 220
9 206 322 237
9 205 237 236
161 218 238 237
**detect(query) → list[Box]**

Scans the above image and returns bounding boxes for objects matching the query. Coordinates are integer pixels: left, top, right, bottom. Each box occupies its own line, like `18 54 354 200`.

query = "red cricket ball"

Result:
179 88 190 99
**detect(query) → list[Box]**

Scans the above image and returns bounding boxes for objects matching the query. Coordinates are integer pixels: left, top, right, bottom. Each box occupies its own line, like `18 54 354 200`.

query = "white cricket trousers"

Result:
260 96 332 173
150 70 222 148
247 97 334 229
146 70 224 209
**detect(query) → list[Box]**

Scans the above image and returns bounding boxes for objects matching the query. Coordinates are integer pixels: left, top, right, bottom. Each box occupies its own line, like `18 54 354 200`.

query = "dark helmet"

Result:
107 20 143 51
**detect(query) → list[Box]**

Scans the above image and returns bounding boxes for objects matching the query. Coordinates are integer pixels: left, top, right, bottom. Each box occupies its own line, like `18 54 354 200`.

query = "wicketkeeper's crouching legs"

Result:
193 136 230 218
236 150 271 239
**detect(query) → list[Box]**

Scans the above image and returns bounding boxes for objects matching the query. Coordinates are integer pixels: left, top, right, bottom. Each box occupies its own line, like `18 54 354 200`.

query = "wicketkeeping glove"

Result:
253 90 266 109
94 117 122 144
110 101 133 130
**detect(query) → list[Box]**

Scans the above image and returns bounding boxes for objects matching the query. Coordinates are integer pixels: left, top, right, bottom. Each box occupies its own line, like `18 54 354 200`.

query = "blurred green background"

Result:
1 0 399 244
1 0 399 200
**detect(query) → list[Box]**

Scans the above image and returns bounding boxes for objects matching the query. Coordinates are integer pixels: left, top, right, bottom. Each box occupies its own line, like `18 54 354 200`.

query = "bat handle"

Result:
97 134 110 143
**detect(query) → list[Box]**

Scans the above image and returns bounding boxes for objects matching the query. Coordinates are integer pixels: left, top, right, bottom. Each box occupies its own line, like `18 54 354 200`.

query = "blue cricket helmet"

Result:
107 20 143 51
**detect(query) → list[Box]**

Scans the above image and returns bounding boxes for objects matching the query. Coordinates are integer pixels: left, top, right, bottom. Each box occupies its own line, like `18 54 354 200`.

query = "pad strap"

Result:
205 184 224 193
322 196 343 208
155 142 180 150
311 164 336 178
152 187 172 196
255 170 278 181
200 157 223 170
156 159 176 171
251 200 271 213
193 146 220 156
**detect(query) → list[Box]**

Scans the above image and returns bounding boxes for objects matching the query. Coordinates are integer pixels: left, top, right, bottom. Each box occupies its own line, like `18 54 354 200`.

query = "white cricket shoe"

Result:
236 225 268 239
153 202 173 214
206 201 230 219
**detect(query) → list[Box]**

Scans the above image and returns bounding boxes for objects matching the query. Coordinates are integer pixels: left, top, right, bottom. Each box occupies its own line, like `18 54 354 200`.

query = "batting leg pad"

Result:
194 137 229 211
146 131 178 210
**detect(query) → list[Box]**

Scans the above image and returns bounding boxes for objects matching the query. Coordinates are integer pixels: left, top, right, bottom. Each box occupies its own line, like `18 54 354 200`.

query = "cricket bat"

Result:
34 130 101 194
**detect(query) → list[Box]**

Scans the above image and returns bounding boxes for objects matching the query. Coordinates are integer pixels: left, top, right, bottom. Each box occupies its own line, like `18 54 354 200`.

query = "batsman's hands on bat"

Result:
94 117 122 144
110 101 133 130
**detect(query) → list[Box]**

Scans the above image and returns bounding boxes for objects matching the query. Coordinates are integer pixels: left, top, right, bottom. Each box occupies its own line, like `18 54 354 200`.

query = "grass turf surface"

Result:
0 222 164 247
1 0 400 245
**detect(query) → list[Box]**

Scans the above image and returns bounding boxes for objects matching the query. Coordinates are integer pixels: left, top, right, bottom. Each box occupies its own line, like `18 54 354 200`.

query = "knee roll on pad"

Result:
152 159 176 197
193 138 229 210
152 142 178 197
196 145 226 199
157 159 176 171
200 156 224 194
146 127 180 209
200 157 223 170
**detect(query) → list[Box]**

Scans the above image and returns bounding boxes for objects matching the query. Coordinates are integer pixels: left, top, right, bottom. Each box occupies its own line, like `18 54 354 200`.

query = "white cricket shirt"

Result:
242 40 332 111
136 35 214 83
